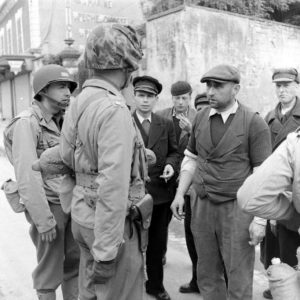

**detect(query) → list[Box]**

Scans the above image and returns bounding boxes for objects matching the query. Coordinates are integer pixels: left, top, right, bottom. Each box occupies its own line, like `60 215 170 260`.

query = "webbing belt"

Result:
75 172 98 189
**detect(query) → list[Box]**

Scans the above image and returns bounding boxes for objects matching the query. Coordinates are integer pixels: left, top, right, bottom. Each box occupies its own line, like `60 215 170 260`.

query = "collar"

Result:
279 98 297 116
136 111 152 124
209 101 239 123
32 100 54 123
83 78 123 99
172 106 189 117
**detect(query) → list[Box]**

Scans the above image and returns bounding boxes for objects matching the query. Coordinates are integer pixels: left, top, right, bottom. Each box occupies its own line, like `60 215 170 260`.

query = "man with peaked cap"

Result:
3 64 80 300
171 64 272 300
194 92 209 111
259 68 300 299
59 23 146 300
132 75 179 300
157 80 199 294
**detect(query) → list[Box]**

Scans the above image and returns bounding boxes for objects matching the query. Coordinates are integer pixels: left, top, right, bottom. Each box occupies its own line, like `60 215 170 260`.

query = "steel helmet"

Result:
84 23 143 71
33 64 77 100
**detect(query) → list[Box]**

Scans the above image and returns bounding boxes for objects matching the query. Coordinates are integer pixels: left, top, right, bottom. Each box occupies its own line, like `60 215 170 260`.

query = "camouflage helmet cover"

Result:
84 23 143 71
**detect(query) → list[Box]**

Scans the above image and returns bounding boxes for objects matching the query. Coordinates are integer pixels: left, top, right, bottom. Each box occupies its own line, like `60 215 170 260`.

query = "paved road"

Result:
0 154 268 299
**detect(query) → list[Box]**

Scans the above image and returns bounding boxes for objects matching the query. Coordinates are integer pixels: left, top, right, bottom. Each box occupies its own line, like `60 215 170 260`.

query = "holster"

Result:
1 179 25 213
129 193 153 252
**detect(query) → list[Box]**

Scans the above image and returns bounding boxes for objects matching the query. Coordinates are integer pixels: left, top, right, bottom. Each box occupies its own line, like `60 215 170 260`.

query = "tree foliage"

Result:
141 0 300 25
193 0 297 19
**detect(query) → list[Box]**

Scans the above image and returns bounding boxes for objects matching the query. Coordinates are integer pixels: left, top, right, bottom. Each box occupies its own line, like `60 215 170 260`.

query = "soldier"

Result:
59 23 146 300
3 64 79 300
261 68 300 300
171 64 272 300
237 130 300 247
132 75 179 300
157 81 199 294
194 92 209 111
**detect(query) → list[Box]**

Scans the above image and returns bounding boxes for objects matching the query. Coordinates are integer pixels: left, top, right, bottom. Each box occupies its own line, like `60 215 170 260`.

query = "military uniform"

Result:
238 129 300 224
59 23 144 300
4 98 79 299
60 78 144 300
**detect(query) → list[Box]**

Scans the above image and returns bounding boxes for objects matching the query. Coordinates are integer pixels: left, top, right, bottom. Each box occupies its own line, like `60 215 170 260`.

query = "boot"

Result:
37 291 56 300
61 276 79 300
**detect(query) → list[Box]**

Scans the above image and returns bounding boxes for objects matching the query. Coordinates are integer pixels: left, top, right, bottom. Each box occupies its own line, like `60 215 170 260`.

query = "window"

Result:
15 8 24 53
6 20 13 54
0 28 4 55
104 0 112 8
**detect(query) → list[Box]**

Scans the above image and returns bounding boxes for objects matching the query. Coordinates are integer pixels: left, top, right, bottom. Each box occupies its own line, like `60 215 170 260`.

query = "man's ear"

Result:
233 84 240 96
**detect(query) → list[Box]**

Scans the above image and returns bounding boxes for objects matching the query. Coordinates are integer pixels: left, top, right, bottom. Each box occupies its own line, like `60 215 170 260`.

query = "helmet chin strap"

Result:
121 69 133 90
39 92 70 109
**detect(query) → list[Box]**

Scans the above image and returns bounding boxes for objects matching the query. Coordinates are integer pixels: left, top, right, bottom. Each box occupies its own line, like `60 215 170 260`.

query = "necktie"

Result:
142 119 150 136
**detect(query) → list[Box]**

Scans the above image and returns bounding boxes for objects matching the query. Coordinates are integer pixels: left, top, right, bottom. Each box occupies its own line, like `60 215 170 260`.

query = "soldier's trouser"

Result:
72 218 143 300
26 203 80 299
191 197 255 300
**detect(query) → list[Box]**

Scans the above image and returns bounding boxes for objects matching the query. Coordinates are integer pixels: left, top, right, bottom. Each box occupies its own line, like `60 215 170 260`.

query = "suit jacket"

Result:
133 111 179 205
265 97 300 151
156 107 197 159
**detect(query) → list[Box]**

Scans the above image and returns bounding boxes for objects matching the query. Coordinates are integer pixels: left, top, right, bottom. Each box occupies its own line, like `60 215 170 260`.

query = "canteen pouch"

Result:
1 179 25 213
130 193 153 252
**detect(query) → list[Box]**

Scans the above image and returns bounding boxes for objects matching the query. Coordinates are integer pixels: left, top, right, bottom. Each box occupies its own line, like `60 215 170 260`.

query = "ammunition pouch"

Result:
129 193 153 252
1 179 25 213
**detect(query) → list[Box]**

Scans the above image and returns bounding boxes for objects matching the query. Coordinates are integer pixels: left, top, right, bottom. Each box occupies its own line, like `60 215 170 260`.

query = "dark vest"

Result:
193 104 256 203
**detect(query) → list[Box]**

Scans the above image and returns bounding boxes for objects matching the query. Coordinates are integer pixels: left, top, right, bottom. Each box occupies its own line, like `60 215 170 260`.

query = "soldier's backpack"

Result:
1 109 40 213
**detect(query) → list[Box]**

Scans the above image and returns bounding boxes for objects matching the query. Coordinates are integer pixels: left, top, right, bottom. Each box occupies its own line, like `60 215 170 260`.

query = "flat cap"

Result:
201 64 240 84
272 68 299 83
171 81 192 96
194 92 209 106
133 75 162 95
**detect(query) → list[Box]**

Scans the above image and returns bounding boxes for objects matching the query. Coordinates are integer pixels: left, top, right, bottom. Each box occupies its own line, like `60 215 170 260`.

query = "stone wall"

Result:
145 5 300 115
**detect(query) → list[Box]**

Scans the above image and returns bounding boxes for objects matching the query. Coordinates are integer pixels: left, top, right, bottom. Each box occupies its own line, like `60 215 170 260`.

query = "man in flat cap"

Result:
194 92 209 111
132 75 179 300
259 68 300 299
157 80 199 294
171 64 272 300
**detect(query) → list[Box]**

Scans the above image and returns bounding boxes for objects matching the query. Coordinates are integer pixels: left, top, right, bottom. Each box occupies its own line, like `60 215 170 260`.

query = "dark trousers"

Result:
146 201 172 293
278 223 300 267
260 221 300 270
184 195 198 287
260 221 280 269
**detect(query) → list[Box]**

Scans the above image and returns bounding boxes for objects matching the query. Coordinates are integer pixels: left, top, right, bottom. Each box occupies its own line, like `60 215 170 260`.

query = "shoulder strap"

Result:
69 91 106 151
70 91 107 169
75 91 106 133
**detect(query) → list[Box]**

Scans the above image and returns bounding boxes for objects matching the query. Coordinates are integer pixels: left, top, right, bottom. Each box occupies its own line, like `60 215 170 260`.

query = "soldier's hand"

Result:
160 164 174 182
90 259 117 284
145 148 156 166
248 221 266 246
89 243 124 284
171 193 185 220
40 227 57 243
